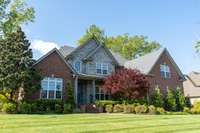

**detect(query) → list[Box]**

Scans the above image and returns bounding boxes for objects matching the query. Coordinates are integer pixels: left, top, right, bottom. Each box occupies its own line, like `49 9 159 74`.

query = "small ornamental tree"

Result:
151 86 163 107
164 89 176 111
101 68 150 101
175 87 185 111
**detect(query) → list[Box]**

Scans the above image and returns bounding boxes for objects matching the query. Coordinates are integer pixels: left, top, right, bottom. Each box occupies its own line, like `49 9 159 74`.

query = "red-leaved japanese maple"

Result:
101 68 150 100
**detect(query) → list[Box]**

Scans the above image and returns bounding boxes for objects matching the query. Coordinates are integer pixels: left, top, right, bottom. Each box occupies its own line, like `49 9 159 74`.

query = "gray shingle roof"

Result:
124 48 165 74
109 50 128 66
184 72 200 97
59 45 75 57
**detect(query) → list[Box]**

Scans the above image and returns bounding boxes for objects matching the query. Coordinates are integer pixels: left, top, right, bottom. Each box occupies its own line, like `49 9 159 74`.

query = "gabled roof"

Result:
59 45 75 57
184 72 200 97
124 48 185 78
33 48 76 74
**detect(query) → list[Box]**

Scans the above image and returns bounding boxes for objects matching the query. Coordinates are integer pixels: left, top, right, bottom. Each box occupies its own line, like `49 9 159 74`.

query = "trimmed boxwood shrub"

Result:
95 100 120 107
148 105 156 114
156 107 165 114
105 105 113 113
190 101 200 114
63 103 72 114
123 104 134 113
113 104 124 113
135 105 147 114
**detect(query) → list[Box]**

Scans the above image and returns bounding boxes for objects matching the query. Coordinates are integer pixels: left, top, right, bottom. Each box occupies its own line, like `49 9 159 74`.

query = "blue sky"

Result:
24 0 200 74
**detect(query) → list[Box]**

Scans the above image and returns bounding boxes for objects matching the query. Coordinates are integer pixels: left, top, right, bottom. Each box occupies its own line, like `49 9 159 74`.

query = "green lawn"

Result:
1 114 200 133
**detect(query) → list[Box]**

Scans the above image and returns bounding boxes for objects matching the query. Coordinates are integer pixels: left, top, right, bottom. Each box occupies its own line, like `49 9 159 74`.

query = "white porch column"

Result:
74 76 78 106
92 80 96 102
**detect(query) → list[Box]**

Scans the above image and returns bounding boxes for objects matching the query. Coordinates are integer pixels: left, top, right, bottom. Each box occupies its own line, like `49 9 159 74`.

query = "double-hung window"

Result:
96 63 108 75
160 64 170 79
41 77 63 99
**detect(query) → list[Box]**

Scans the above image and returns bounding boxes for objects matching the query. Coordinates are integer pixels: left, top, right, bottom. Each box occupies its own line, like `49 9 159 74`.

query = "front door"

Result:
77 81 87 105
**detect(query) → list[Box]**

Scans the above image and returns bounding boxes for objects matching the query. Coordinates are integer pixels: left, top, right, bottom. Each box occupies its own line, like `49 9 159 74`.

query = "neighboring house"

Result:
33 38 185 106
183 72 200 104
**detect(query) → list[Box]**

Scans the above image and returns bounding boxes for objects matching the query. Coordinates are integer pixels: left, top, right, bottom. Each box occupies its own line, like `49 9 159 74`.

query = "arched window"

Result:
74 60 81 73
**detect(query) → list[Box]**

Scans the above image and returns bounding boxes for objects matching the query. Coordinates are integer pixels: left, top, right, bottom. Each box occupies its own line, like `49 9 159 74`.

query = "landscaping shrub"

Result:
63 103 72 114
123 104 134 113
175 87 185 111
55 104 62 113
183 107 190 113
2 103 16 113
151 86 163 107
148 105 156 114
185 97 192 108
95 100 120 107
164 89 176 111
135 105 147 114
190 101 200 114
124 99 147 105
19 102 32 114
113 104 124 113
156 107 165 114
105 105 113 113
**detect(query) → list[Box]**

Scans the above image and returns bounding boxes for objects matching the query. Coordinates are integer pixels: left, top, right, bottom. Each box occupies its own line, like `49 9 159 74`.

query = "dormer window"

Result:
160 64 170 79
96 63 108 75
74 61 81 73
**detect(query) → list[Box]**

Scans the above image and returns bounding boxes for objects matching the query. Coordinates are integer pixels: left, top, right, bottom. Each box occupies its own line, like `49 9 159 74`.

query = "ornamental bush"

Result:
148 105 156 114
164 89 176 111
63 103 72 114
105 105 113 113
135 105 147 114
2 103 16 113
175 87 185 111
151 86 163 107
123 104 134 113
113 104 124 113
55 104 62 113
19 102 32 114
156 107 165 114
190 101 200 114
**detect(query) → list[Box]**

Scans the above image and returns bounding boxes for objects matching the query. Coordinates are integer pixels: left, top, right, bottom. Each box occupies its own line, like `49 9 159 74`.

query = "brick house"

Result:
33 38 185 105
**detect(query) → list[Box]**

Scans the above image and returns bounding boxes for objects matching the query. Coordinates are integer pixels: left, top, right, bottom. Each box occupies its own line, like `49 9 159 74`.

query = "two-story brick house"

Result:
33 38 185 106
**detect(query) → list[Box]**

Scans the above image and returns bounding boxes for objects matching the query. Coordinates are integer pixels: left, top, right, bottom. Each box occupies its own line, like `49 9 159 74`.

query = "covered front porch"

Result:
73 74 109 106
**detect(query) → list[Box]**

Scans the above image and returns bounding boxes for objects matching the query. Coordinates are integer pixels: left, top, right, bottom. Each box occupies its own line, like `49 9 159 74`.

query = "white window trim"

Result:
96 63 108 75
74 60 82 73
160 64 170 79
40 77 63 99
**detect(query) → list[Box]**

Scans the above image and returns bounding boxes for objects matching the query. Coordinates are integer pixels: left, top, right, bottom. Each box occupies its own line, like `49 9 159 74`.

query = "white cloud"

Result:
31 40 60 55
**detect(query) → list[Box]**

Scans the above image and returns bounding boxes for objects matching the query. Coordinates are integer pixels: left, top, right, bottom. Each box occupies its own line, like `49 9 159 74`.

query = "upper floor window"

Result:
160 64 170 79
74 60 81 73
41 77 63 99
96 63 108 74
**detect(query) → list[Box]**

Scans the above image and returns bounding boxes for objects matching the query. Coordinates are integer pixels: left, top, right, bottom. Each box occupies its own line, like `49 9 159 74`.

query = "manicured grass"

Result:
1 114 200 133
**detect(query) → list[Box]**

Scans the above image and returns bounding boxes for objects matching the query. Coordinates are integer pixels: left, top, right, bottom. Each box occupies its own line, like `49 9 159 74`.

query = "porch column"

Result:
74 76 78 106
92 80 96 102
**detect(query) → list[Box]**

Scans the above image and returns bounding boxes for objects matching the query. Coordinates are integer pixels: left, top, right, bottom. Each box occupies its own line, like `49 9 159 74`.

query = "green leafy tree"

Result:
0 27 40 108
175 87 185 111
77 24 161 60
164 89 176 111
77 24 105 45
151 86 163 107
0 0 35 36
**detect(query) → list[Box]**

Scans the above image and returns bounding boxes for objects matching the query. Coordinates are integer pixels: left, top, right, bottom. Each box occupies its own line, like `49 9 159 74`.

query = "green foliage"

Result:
183 107 190 113
0 28 41 106
156 107 165 114
113 104 124 113
148 105 156 114
164 89 176 111
65 82 74 105
95 100 120 107
185 97 192 108
63 103 72 114
77 25 161 60
55 104 62 113
135 105 147 114
0 0 35 36
77 24 105 45
105 105 113 113
19 102 31 114
191 101 200 114
123 104 134 113
151 86 163 107
195 41 200 53
2 102 16 113
175 87 185 111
